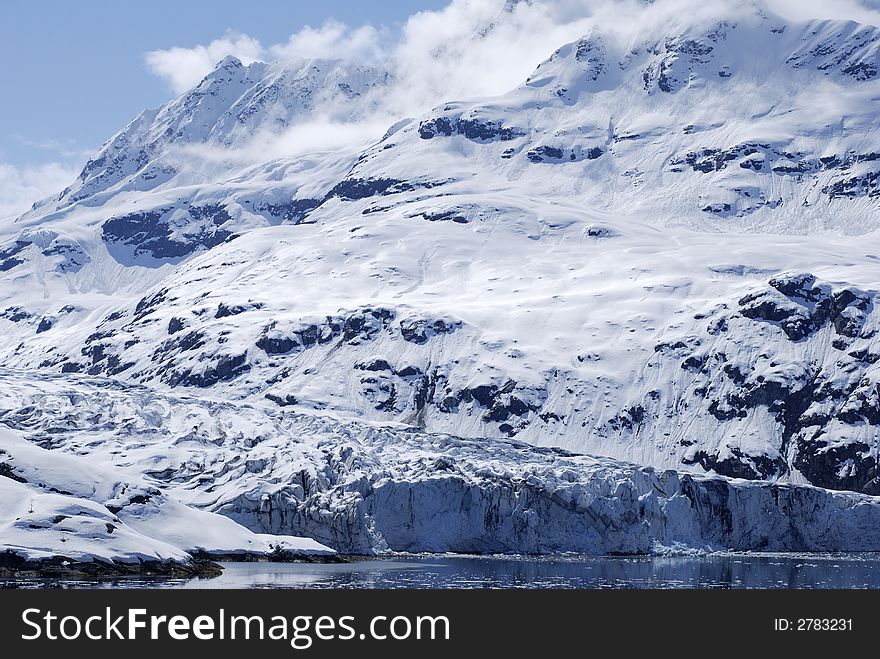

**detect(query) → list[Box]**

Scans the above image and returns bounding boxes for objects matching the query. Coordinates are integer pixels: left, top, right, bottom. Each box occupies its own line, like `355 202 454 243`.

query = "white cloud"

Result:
0 161 80 221
764 0 880 23
169 116 395 169
387 0 597 111
270 20 386 63
144 22 387 95
396 0 880 115
144 32 265 94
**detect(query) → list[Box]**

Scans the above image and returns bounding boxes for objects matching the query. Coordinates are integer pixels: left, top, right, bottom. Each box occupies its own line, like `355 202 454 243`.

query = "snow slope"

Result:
2 6 880 557
0 427 334 568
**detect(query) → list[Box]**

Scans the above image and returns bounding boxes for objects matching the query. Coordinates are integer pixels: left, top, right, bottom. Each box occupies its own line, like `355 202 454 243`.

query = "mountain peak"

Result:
215 54 245 70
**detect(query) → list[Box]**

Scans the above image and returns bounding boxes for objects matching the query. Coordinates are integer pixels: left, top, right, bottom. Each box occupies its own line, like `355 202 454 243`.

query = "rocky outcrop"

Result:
102 205 236 262
418 114 525 142
327 178 449 201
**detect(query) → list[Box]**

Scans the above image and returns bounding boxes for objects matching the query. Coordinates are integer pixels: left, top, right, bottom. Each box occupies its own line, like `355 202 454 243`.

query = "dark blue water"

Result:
6 553 880 589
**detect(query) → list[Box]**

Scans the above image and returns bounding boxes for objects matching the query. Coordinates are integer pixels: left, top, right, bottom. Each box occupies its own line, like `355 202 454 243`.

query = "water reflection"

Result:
4 554 880 589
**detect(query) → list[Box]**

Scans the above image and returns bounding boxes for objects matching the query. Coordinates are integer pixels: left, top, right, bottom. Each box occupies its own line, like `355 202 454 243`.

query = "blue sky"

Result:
0 0 447 167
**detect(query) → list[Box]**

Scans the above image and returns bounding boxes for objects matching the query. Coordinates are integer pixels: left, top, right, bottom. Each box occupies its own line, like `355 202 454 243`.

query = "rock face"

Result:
14 255 880 495
656 272 880 493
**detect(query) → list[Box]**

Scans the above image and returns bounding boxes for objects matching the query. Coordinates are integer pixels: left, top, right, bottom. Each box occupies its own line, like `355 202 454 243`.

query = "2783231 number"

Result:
799 619 852 631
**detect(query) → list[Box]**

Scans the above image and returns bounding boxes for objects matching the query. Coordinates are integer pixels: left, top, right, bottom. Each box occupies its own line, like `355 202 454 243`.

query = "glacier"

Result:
2 370 880 556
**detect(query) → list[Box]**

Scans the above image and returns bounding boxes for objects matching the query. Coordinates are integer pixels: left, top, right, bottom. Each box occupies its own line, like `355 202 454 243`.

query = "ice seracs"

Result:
3 372 880 555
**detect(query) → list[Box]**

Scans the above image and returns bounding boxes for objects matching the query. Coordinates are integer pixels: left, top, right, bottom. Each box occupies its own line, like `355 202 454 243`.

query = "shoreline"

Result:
5 549 880 581
0 549 345 579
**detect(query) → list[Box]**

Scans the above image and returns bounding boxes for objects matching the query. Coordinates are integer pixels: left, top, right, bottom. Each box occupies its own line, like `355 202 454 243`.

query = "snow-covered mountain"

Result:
5 56 388 285
3 7 880 560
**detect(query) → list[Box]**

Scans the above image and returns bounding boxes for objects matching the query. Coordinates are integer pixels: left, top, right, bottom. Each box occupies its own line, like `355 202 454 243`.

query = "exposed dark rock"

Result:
265 393 299 407
702 203 732 215
0 551 222 578
786 29 880 80
739 274 870 341
400 317 461 344
257 309 394 356
188 203 232 226
355 359 393 372
152 330 208 363
527 146 564 163
41 240 90 273
257 198 322 223
681 355 706 371
327 178 415 200
418 116 524 142
164 353 250 388
343 308 395 343
421 210 469 224
215 302 263 319
739 291 813 340
643 35 716 94
607 405 647 431
257 321 332 355
360 375 398 412
526 145 604 163
167 317 186 334
102 206 234 260
823 169 880 199
133 288 171 321
684 447 782 480
794 440 880 494
0 240 31 272
256 334 299 355
438 380 541 431
848 348 880 364
0 461 27 483
0 307 32 322
708 398 745 421
586 226 615 238
670 143 815 177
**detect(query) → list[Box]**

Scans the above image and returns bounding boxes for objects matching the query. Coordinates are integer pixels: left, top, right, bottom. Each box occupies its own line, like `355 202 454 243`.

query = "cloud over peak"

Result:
144 32 265 94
